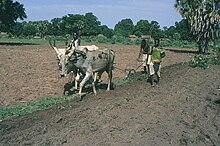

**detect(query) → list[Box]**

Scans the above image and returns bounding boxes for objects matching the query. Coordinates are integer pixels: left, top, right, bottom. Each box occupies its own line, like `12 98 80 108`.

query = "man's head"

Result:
154 38 160 47
141 38 147 48
73 32 78 41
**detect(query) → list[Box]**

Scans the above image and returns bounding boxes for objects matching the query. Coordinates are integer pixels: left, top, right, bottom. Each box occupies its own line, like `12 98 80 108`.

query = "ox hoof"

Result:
76 95 82 102
76 93 87 101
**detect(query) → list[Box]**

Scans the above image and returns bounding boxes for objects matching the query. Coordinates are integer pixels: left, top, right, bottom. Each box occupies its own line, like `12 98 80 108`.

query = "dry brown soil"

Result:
0 43 220 146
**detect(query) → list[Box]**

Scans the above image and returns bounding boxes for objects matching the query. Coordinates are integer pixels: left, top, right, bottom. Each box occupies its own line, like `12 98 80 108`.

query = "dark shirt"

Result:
140 39 149 54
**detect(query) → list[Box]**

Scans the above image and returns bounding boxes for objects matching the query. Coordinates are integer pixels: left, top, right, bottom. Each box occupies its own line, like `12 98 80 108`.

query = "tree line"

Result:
0 0 193 41
0 0 219 55
3 12 192 42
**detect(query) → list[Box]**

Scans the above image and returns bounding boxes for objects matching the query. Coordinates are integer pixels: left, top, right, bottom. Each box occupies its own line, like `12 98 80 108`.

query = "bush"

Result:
96 35 108 43
161 39 196 48
189 54 209 69
210 57 220 65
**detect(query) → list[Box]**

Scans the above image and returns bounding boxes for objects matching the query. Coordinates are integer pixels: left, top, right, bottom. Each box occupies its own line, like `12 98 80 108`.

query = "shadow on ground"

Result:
165 48 198 54
0 42 38 46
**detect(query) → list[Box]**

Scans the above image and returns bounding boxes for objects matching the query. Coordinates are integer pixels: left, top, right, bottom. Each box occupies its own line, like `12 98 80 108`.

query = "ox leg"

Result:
74 73 80 89
107 70 112 91
92 73 98 95
79 72 92 99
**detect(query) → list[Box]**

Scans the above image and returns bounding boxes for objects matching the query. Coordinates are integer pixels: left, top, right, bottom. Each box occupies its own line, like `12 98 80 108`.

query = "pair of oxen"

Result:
50 39 115 100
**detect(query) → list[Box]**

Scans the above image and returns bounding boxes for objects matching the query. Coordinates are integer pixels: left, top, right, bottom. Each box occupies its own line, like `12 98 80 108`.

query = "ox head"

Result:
49 39 77 77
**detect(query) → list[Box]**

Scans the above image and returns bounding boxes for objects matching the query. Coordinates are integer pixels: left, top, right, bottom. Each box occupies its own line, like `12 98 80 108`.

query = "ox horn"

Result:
49 39 62 56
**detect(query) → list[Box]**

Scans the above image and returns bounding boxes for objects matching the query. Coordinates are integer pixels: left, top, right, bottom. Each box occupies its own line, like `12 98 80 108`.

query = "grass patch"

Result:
0 95 75 121
0 36 198 49
0 37 67 45
115 96 133 107
0 37 48 45
0 74 146 121
114 73 147 86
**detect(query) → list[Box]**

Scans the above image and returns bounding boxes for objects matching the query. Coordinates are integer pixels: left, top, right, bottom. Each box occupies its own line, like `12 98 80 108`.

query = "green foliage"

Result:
82 12 101 36
99 25 114 38
0 72 149 121
133 31 142 37
48 17 64 36
0 96 75 121
1 1 200 43
161 39 196 48
133 19 162 38
175 0 220 53
164 19 193 41
114 18 134 37
0 0 26 32
210 57 220 65
62 14 84 34
111 35 131 44
96 35 108 43
149 21 161 38
4 7 195 43
114 74 147 86
134 20 151 35
21 22 37 37
189 54 209 69
210 40 220 65
175 19 193 40
0 37 49 44
81 35 132 45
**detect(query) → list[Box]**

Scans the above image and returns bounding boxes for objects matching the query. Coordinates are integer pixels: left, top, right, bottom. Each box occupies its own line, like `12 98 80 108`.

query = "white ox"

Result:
50 39 99 91
52 40 115 100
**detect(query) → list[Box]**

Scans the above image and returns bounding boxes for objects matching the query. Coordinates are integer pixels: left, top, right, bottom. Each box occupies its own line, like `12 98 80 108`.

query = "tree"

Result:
134 19 151 35
62 14 84 35
149 21 161 38
98 25 114 38
164 26 176 39
33 20 49 38
114 18 134 37
0 0 26 32
21 21 37 37
164 19 192 40
175 19 192 40
82 12 100 36
10 22 23 36
48 18 64 36
175 0 220 53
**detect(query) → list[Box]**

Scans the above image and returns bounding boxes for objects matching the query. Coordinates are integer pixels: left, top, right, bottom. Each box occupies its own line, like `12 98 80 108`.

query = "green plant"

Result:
0 96 75 121
114 74 147 86
189 54 209 69
210 57 220 65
